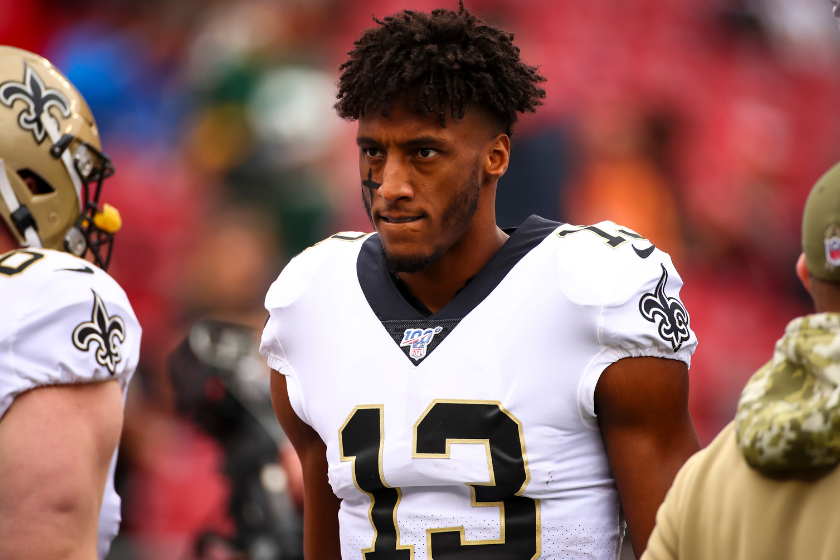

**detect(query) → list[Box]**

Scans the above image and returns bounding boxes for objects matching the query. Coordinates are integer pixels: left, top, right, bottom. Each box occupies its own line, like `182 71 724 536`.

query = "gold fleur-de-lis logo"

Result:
72 290 126 374
0 63 70 144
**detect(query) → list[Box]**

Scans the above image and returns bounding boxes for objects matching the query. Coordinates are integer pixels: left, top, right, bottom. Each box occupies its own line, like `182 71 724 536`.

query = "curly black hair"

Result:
334 1 546 136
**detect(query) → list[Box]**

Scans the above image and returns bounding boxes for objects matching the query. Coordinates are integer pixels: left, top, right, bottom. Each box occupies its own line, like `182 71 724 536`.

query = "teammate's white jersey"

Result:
261 216 697 560
0 248 141 559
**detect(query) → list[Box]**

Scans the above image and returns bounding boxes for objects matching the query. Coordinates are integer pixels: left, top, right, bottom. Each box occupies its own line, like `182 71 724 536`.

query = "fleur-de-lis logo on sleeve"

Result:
638 264 690 352
0 63 70 144
72 290 126 374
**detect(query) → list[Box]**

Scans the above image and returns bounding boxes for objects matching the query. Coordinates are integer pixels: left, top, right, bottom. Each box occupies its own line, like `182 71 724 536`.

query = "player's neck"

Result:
813 299 840 314
397 193 508 314
808 278 840 314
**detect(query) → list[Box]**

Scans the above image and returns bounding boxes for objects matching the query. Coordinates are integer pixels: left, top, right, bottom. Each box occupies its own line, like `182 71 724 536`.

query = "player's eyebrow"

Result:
399 135 448 148
356 135 381 146
356 135 448 148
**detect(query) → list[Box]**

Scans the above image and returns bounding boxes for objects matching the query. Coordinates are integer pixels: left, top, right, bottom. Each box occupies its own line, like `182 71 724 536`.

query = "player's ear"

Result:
484 133 510 184
796 253 811 294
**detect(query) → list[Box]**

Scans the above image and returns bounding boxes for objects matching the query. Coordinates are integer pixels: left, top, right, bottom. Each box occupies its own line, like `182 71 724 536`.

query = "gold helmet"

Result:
0 46 121 269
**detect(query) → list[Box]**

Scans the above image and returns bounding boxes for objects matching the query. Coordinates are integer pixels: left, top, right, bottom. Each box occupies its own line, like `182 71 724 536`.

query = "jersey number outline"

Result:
0 249 44 276
339 400 541 560
340 405 413 559
557 224 645 248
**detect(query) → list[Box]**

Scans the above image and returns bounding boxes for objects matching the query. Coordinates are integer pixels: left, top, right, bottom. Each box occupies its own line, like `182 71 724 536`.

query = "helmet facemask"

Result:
50 133 118 270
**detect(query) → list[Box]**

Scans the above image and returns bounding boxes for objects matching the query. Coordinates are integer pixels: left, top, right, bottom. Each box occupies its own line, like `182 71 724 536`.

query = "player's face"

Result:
357 104 498 273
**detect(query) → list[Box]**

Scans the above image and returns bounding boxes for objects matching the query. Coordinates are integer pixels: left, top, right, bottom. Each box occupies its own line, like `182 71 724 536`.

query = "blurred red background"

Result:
3 0 839 557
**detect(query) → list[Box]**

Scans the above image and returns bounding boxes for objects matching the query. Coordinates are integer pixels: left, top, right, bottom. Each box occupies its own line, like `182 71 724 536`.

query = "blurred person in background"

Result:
178 205 282 331
168 317 304 560
121 203 308 560
568 102 685 263
184 0 341 255
642 162 840 560
0 47 141 559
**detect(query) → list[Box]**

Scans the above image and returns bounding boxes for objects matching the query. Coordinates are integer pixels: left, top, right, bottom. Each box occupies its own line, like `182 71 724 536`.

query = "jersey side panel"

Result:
260 234 373 427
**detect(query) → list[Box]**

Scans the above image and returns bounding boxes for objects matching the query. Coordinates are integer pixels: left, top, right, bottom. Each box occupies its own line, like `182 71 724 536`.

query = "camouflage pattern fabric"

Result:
736 313 840 472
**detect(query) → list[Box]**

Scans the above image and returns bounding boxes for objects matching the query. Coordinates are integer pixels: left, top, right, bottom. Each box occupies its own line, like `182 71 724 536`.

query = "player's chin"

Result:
379 238 442 274
381 248 439 273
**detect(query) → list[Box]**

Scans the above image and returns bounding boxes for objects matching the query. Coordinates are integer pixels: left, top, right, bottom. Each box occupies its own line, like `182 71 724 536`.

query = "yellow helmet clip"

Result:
93 203 122 233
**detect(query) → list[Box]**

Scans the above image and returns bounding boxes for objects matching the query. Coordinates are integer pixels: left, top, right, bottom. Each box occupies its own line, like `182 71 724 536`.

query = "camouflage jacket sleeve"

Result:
735 313 840 472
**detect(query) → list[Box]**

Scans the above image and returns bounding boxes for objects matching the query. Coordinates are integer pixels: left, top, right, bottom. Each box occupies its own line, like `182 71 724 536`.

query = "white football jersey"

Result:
0 248 141 559
260 216 696 560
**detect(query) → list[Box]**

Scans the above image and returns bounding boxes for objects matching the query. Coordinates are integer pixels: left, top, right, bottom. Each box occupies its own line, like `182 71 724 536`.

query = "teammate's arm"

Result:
594 356 700 558
0 380 123 560
270 370 342 559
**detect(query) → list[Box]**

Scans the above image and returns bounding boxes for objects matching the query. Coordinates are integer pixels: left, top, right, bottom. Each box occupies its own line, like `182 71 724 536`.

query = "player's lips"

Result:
379 214 422 224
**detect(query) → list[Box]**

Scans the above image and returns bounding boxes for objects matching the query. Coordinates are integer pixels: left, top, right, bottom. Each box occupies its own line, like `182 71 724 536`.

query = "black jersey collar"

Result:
357 215 562 365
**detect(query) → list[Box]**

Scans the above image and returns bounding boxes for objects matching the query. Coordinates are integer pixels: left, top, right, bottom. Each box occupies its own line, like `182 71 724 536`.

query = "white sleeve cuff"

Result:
261 316 311 426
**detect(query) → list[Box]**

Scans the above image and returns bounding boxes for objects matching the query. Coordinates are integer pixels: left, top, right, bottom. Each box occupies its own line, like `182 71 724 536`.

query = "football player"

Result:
0 47 140 559
261 4 700 559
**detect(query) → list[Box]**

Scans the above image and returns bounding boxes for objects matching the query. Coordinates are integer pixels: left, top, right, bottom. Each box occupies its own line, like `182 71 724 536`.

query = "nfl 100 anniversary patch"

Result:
380 319 460 365
400 326 443 361
825 224 840 270
72 290 126 374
